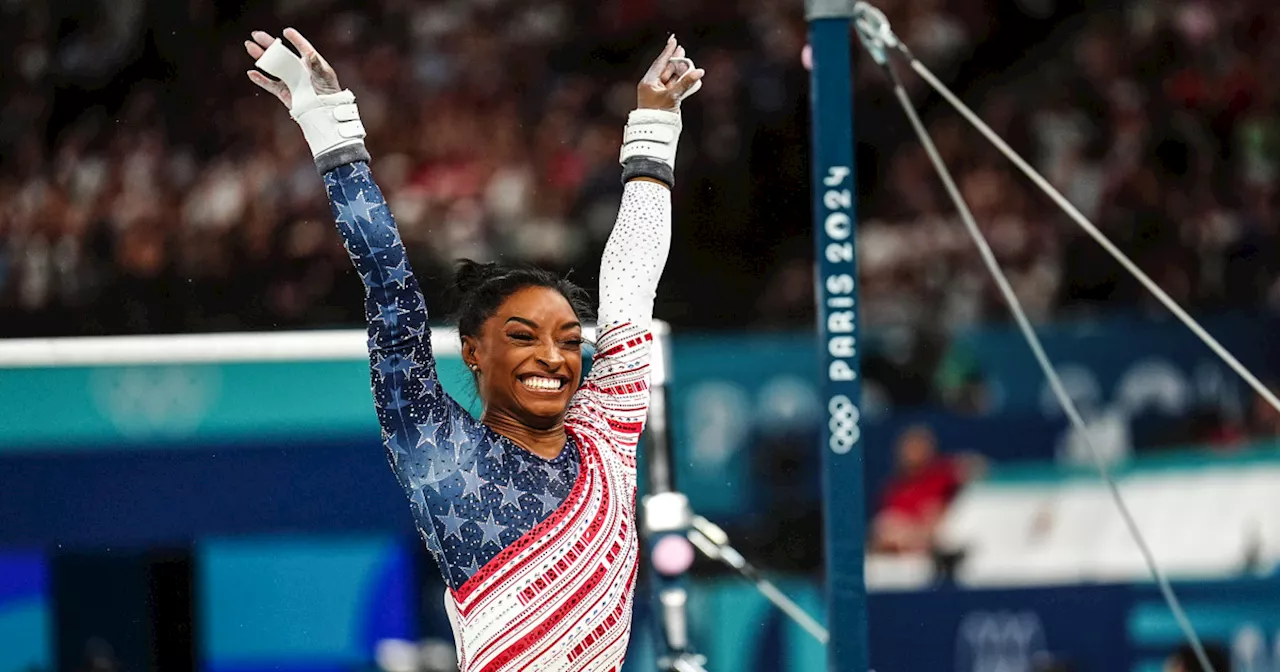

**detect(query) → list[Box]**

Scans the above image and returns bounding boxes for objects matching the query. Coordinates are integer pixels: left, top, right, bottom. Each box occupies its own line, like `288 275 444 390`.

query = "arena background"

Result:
5 0 1280 670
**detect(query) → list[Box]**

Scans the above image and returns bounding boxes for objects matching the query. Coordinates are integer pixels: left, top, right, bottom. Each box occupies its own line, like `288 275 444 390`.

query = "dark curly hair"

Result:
451 259 594 341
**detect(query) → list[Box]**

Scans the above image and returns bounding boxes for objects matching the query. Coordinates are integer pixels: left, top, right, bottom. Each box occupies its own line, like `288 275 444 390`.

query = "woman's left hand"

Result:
636 35 705 112
244 27 341 110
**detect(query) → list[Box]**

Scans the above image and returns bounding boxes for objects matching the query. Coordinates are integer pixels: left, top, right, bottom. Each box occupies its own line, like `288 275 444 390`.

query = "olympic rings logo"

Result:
90 366 219 438
828 394 861 454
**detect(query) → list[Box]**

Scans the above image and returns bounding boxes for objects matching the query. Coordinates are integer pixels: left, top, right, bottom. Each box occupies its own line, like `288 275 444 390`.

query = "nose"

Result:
535 338 565 370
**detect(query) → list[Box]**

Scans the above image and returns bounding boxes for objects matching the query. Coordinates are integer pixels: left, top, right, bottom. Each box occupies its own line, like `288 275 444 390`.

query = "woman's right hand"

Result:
636 35 705 113
243 27 341 110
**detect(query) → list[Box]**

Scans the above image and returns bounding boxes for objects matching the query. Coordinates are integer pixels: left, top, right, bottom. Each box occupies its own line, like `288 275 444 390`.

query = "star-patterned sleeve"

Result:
322 160 482 536
566 179 671 456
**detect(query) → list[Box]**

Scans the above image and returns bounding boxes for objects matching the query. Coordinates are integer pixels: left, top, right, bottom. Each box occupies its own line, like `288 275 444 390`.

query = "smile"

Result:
520 376 566 393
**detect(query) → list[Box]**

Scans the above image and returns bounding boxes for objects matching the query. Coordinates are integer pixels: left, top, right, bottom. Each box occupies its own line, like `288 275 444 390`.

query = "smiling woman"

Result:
451 260 594 451
243 25 702 672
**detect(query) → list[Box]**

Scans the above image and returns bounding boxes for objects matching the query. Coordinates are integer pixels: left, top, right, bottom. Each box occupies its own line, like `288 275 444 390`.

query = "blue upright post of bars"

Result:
805 2 868 671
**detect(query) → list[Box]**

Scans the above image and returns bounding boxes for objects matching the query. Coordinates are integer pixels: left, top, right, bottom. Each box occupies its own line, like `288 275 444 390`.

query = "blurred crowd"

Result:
856 0 1280 336
2 0 1279 341
0 0 1017 336
0 0 823 335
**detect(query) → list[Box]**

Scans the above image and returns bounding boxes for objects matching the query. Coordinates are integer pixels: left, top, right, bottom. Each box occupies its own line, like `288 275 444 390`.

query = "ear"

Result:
461 335 481 371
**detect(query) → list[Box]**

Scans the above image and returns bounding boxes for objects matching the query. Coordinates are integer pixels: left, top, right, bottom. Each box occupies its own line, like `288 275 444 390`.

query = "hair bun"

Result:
450 257 595 339
453 259 505 296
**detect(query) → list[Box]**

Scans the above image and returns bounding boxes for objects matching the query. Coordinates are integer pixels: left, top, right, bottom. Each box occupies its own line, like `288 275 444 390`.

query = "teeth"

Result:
522 377 563 391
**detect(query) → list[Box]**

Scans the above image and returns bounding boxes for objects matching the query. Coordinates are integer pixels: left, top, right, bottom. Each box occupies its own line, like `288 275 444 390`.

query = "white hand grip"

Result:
253 38 363 157
254 39 319 113
619 108 683 168
669 57 702 100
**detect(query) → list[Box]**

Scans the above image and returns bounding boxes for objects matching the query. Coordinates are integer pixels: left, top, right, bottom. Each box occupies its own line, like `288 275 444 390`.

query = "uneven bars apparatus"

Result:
627 18 869 660
807 0 870 671
639 3 870 667
648 1 1271 669
846 1 1236 669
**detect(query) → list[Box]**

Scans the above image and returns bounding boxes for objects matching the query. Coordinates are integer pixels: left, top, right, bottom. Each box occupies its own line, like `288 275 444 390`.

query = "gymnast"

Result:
244 27 703 671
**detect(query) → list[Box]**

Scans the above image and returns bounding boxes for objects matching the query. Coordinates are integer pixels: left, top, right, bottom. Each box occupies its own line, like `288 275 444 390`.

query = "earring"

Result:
470 364 480 373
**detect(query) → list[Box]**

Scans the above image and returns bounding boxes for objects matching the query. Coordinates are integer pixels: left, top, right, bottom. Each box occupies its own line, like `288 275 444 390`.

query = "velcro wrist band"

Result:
619 108 682 170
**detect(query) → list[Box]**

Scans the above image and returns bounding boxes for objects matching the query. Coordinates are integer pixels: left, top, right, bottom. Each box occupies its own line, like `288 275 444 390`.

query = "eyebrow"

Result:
505 317 582 331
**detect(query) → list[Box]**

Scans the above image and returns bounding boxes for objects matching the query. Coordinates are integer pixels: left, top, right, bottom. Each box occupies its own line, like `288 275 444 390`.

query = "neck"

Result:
482 410 567 460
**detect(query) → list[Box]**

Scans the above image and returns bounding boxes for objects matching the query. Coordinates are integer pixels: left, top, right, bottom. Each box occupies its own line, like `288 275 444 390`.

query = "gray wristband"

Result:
315 142 371 175
620 157 675 189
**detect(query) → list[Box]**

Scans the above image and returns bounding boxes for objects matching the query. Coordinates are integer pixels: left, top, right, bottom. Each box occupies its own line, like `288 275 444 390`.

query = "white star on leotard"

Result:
384 257 411 288
533 490 561 515
476 511 507 547
345 190 380 223
493 479 524 510
435 504 467 541
459 463 486 500
540 462 562 488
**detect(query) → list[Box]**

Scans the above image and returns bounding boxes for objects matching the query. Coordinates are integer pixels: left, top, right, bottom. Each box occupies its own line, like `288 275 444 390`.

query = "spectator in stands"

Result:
870 425 985 554
1164 642 1231 672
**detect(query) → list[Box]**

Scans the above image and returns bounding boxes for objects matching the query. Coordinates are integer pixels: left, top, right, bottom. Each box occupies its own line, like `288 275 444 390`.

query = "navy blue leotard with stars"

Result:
324 161 580 590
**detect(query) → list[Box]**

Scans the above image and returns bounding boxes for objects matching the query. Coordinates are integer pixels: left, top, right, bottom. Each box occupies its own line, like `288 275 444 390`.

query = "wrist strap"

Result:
315 142 371 175
293 89 366 158
254 39 366 158
619 109 682 169
621 157 674 188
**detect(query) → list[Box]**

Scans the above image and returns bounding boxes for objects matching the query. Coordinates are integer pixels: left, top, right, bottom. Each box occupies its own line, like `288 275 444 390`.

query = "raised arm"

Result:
322 160 428 361
596 37 703 331
570 38 703 450
244 29 476 528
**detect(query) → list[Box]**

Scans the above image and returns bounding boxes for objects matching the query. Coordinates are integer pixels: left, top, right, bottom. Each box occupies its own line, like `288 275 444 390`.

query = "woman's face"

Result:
462 286 584 428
